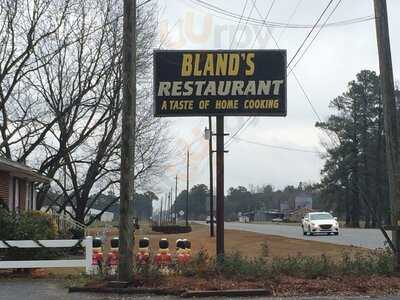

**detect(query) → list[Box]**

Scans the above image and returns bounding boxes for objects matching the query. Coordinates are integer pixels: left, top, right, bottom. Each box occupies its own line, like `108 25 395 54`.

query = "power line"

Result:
289 0 342 73
229 0 249 48
235 0 257 48
188 0 373 29
250 0 276 48
253 0 324 123
224 117 253 147
225 0 326 149
225 0 277 146
234 137 321 154
287 0 334 68
277 0 303 42
292 72 322 122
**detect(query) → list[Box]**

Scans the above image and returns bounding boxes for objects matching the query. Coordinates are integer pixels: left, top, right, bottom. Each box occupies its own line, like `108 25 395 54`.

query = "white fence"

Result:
0 236 93 274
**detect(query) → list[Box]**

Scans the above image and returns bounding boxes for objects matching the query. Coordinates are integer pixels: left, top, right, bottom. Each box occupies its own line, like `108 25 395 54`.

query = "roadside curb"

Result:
181 289 272 298
68 286 272 297
68 286 183 295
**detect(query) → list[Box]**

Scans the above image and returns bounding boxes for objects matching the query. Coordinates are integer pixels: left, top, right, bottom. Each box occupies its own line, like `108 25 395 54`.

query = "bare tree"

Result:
31 0 170 227
0 0 72 159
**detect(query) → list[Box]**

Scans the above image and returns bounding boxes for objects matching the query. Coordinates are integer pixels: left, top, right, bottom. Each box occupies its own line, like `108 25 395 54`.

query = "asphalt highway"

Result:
197 221 391 249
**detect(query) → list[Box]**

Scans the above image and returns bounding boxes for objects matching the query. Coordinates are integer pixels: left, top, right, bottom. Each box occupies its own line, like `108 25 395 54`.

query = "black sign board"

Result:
153 49 286 117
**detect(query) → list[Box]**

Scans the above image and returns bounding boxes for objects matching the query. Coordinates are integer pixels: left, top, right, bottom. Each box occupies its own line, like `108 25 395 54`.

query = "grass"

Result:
41 222 369 278
86 221 365 259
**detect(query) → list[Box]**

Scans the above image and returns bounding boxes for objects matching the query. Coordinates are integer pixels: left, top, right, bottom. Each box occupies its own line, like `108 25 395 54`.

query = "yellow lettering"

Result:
203 54 214 76
228 54 239 76
215 53 228 76
181 54 192 76
245 53 255 76
193 53 202 76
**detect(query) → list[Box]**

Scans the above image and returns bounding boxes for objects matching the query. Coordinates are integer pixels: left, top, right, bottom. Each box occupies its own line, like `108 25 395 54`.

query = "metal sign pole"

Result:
216 115 224 257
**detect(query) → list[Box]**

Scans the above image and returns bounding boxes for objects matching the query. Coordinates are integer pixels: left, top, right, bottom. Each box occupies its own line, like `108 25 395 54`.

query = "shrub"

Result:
211 251 270 280
260 241 270 257
0 208 59 260
174 249 394 281
339 249 393 275
151 224 192 234
179 248 211 277
134 263 162 282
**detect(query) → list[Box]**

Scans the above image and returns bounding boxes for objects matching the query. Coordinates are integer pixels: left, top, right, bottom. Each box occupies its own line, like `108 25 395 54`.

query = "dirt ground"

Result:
88 222 363 258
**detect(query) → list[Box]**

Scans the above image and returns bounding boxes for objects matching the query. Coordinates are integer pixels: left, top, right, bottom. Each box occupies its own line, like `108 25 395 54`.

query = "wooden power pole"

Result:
175 175 178 224
186 149 189 226
208 116 214 237
374 0 400 271
216 116 224 256
119 0 136 281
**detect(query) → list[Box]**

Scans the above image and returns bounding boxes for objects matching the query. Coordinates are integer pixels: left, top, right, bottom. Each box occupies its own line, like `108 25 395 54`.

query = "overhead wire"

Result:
277 0 303 42
188 0 373 29
235 0 257 48
287 0 334 68
225 0 276 147
225 0 261 146
250 0 276 48
224 117 253 147
289 0 342 74
229 0 249 48
233 137 321 154
226 0 340 149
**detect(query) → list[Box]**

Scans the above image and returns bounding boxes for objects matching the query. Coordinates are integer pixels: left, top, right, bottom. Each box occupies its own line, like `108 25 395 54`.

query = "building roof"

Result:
0 157 50 183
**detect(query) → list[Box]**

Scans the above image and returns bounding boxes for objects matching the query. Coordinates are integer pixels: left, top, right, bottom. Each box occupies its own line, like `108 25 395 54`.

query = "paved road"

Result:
197 222 391 249
1 279 400 300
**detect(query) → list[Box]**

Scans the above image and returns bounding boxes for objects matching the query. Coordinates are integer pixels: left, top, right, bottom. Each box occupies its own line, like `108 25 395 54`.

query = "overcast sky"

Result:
150 0 400 199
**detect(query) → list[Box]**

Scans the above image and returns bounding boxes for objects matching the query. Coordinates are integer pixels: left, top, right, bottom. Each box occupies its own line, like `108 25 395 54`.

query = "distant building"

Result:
280 201 289 211
254 210 284 222
288 207 315 223
294 193 313 209
42 205 114 223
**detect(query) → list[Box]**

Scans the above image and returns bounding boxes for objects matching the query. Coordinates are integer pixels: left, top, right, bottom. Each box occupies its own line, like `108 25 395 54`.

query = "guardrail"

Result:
0 236 93 274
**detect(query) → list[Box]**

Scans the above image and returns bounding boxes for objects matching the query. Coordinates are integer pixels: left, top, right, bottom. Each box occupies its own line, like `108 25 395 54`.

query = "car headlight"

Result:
310 223 316 227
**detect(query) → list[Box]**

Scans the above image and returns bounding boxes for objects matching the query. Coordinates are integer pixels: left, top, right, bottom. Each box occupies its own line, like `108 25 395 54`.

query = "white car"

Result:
301 212 339 236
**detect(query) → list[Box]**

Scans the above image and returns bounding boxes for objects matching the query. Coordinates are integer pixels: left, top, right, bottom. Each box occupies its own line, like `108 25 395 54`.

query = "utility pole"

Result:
374 0 400 271
169 189 172 223
186 149 189 227
160 197 163 225
119 0 136 281
216 116 224 256
165 192 169 223
175 175 178 224
208 116 215 237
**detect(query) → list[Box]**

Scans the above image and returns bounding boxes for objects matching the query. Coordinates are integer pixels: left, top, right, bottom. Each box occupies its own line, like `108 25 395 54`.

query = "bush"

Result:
260 241 270 257
172 248 394 280
340 249 393 275
151 224 192 234
0 208 59 260
218 252 269 280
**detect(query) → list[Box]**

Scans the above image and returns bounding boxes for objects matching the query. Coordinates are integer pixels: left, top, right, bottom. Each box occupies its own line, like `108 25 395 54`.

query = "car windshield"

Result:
310 213 333 220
